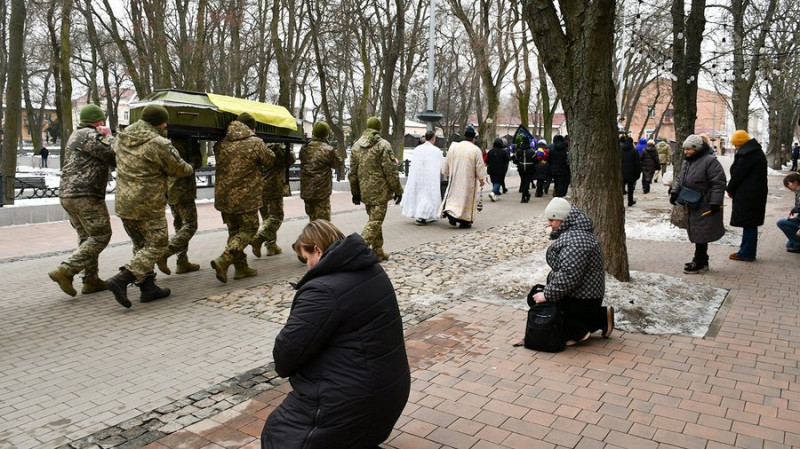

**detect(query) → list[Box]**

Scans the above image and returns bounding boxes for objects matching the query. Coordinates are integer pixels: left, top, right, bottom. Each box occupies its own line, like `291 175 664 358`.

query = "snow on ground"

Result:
423 250 727 338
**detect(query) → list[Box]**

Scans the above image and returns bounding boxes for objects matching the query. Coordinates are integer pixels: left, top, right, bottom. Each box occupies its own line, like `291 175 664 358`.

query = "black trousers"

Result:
694 243 709 265
558 296 605 341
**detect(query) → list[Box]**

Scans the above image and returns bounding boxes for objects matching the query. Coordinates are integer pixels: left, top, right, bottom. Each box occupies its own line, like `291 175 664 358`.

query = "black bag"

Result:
677 186 703 209
518 284 565 353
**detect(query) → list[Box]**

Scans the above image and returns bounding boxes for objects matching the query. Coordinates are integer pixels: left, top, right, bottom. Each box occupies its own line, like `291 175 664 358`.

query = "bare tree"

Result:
447 0 514 144
523 0 630 280
670 0 706 171
2 0 25 205
757 1 800 169
727 0 779 130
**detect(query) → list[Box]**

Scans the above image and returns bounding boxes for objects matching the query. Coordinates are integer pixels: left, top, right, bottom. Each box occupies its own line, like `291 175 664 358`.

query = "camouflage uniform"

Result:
253 143 295 256
300 138 342 221
348 129 403 260
164 139 201 272
114 120 194 282
51 126 116 295
212 120 275 280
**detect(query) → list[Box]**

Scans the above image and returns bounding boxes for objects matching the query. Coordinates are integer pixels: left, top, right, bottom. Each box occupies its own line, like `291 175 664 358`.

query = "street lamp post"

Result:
417 0 442 132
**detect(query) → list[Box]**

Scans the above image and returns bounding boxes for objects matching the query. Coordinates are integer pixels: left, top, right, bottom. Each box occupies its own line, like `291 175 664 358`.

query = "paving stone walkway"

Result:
2 168 800 449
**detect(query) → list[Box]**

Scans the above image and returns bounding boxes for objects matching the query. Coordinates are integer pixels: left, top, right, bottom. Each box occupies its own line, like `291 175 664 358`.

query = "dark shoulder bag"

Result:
515 284 565 353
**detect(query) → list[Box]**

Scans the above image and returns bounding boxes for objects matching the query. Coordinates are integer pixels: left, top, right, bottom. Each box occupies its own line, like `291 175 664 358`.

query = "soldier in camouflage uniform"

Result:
251 142 295 257
156 138 201 275
106 105 195 308
211 113 276 283
48 104 116 297
348 117 403 262
300 121 342 222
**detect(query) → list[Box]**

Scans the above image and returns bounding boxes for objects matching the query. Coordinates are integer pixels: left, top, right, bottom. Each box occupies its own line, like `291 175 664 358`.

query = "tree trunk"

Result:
670 0 706 174
730 0 778 130
523 0 629 281
58 0 73 166
2 0 24 205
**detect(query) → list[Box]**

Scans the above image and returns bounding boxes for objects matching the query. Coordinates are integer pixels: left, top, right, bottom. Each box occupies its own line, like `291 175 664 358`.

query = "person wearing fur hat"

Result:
531 198 614 345
439 126 487 228
348 117 404 261
48 104 116 297
299 121 342 223
669 134 727 274
106 104 195 308
726 130 767 262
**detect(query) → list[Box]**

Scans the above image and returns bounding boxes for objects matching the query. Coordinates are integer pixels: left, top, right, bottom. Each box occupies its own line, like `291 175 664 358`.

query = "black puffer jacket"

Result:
726 139 767 227
544 206 605 302
621 140 641 182
262 233 410 449
548 136 570 176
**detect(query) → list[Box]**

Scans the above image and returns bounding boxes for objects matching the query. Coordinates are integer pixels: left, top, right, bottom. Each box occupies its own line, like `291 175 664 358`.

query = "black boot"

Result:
106 268 136 308
139 274 171 303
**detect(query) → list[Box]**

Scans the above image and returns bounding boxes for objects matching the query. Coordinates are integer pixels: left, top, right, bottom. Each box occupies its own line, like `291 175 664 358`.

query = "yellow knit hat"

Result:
730 130 751 147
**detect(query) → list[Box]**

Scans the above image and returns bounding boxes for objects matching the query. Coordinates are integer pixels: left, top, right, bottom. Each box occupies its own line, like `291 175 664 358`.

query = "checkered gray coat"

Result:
544 206 605 302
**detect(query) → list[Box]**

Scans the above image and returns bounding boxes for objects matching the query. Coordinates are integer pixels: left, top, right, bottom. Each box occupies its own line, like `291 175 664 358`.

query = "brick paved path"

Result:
3 168 800 449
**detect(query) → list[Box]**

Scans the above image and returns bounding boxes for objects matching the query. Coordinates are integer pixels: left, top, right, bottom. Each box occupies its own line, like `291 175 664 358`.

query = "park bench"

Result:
196 167 216 187
13 176 57 198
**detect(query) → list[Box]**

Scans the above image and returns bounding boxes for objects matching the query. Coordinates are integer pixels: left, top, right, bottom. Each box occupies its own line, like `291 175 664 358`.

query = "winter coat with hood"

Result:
513 141 536 174
348 129 403 205
213 120 276 214
548 135 570 176
486 139 511 183
640 143 661 182
544 206 605 303
672 143 727 243
726 138 767 228
262 233 410 449
114 120 194 220
621 139 641 182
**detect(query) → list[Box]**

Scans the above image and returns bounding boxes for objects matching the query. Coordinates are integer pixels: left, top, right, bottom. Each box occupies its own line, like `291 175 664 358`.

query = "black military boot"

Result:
106 268 136 308
139 274 171 302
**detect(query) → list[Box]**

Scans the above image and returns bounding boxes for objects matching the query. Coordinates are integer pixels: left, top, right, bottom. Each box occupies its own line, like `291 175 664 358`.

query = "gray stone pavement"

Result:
3 169 800 449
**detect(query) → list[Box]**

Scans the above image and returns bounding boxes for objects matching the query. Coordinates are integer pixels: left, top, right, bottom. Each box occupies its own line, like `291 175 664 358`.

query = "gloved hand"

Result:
709 204 721 214
352 194 361 205
394 194 402 205
669 192 678 205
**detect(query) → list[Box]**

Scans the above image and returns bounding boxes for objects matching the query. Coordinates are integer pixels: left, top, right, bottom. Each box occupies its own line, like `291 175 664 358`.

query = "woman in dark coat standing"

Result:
548 135 570 197
486 137 511 201
262 220 410 449
621 136 641 207
670 135 727 274
640 140 661 194
726 130 767 262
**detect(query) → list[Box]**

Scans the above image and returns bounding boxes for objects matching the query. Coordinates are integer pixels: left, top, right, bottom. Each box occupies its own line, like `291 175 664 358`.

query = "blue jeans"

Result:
736 226 758 260
492 183 501 195
777 218 800 248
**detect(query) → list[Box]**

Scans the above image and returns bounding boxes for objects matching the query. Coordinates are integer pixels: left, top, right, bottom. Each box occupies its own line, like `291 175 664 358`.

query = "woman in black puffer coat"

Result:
262 220 410 449
726 130 767 262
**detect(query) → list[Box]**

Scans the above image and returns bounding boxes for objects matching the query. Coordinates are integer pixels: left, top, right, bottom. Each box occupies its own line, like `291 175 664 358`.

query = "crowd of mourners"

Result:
44 102 800 448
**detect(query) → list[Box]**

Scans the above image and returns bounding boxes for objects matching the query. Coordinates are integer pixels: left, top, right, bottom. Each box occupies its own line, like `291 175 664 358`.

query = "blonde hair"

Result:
293 220 345 256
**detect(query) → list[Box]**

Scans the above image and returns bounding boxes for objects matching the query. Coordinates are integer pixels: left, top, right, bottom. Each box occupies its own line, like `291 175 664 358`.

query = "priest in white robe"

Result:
400 130 445 224
438 126 488 229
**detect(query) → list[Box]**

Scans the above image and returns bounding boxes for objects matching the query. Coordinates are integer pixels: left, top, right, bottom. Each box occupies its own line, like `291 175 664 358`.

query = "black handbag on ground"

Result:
516 284 565 353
